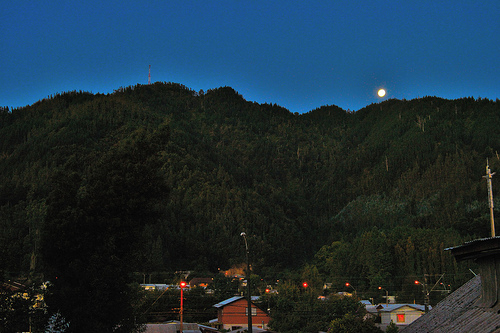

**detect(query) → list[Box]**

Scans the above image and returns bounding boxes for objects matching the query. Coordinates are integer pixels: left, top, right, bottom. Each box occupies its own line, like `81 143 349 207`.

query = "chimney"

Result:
446 237 500 310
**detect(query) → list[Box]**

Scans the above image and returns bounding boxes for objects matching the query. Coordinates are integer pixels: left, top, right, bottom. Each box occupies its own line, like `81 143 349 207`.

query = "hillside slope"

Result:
1 83 499 282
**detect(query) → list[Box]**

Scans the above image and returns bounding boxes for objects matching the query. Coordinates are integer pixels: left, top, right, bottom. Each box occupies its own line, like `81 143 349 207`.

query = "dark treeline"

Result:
1 83 499 327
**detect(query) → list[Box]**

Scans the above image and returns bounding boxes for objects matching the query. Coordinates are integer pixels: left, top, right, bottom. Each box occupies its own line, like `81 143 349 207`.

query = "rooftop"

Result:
213 296 260 308
403 236 500 332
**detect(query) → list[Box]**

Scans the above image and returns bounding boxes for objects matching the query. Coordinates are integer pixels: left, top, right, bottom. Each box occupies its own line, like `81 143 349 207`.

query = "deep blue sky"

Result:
2 1 499 113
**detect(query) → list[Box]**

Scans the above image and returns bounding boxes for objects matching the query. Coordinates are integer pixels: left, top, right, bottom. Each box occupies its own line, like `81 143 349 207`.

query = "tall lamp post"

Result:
415 280 429 313
241 232 252 333
180 281 187 332
345 282 356 295
378 286 389 306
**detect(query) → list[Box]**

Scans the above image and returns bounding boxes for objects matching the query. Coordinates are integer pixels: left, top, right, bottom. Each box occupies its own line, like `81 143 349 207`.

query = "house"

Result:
378 304 427 329
365 303 427 330
189 277 213 288
402 237 500 332
141 284 170 291
213 296 270 331
141 284 187 291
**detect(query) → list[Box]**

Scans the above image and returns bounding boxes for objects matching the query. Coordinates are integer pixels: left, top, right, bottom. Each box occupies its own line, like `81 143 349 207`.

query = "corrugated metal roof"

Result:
213 296 260 308
444 236 500 251
401 275 500 333
377 304 427 312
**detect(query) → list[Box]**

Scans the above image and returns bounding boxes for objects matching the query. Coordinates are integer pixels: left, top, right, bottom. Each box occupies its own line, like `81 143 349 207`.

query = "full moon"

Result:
377 89 386 97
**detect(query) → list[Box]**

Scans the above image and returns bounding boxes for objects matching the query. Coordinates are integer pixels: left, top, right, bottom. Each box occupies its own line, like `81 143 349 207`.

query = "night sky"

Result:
2 0 499 113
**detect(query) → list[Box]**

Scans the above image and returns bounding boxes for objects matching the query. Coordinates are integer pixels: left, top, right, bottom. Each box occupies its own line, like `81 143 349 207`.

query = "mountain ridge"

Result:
0 82 498 282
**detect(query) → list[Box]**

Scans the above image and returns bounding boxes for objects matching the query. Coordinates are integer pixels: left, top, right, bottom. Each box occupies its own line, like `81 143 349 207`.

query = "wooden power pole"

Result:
484 161 496 237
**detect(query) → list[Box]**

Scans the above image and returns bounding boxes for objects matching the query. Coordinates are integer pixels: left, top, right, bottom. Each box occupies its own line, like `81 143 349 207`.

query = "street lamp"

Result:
415 280 429 313
241 232 252 333
180 281 187 332
378 286 389 306
345 282 357 295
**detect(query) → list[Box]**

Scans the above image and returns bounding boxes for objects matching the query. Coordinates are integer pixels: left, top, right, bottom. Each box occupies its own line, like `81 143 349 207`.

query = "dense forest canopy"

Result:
1 83 499 300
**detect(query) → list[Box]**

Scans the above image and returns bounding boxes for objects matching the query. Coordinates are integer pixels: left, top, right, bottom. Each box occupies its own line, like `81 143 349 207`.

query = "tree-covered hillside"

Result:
1 82 499 293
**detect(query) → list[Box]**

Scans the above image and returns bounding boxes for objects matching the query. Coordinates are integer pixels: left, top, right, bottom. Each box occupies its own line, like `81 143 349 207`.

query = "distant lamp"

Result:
378 286 389 306
345 282 356 293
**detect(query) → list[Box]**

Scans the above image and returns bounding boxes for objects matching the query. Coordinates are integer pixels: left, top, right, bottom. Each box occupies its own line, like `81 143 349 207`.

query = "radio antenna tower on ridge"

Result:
148 65 151 85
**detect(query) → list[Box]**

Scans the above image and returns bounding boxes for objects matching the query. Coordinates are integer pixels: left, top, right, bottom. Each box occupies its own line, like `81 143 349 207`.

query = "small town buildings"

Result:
140 284 189 291
141 284 170 291
213 296 270 331
189 277 213 288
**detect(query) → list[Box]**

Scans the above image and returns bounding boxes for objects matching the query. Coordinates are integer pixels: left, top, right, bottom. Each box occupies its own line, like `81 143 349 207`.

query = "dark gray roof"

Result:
401 275 500 333
445 236 500 261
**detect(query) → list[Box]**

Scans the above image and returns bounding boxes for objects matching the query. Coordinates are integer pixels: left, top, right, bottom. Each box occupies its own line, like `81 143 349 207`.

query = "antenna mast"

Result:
485 160 496 237
148 65 151 85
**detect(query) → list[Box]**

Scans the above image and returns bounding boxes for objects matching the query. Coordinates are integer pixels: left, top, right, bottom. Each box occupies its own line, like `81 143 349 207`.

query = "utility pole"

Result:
148 65 151 85
378 286 389 306
415 274 446 313
484 160 496 237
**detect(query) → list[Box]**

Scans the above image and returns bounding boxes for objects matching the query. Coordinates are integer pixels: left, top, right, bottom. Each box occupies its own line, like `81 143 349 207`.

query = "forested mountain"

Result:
1 82 499 299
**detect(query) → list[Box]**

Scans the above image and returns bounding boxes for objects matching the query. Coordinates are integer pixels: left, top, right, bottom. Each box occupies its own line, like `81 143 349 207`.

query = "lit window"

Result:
245 307 257 316
397 314 405 322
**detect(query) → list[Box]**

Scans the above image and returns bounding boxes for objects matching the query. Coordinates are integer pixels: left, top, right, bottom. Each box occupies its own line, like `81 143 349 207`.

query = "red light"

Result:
345 283 350 287
414 280 419 285
302 282 308 288
180 281 187 288
265 288 270 293
378 286 382 290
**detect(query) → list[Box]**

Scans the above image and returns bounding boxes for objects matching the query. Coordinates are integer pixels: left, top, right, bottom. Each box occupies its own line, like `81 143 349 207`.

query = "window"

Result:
397 313 405 322
245 307 257 316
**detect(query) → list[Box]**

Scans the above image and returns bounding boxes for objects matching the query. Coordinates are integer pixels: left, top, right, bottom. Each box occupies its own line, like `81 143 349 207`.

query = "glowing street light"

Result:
180 281 187 332
414 279 430 313
378 286 389 306
345 282 356 294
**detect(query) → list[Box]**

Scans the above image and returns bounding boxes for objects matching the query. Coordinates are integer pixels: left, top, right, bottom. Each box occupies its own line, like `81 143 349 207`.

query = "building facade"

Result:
213 296 270 331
